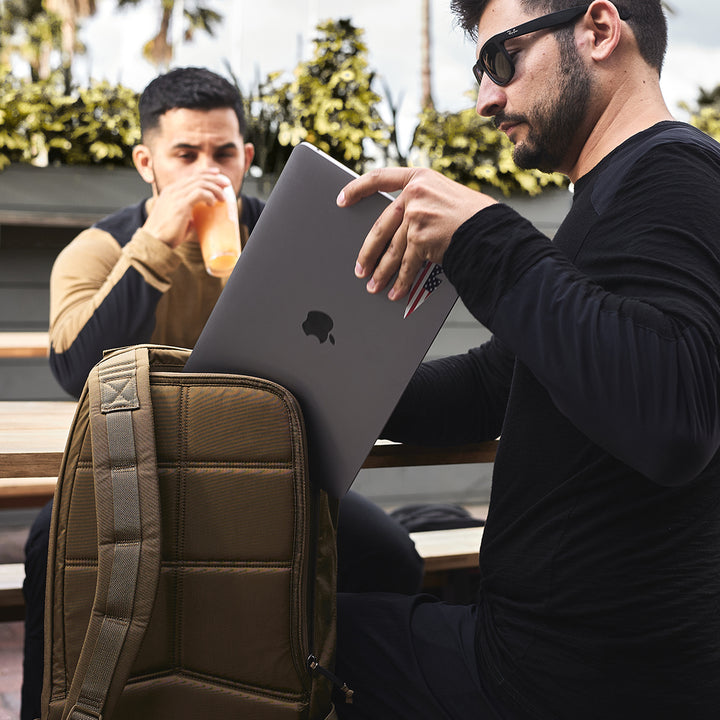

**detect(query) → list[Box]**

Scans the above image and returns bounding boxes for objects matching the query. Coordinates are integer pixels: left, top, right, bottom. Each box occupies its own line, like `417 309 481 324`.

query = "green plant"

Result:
0 2 63 82
682 86 720 142
0 68 139 170
265 18 390 175
411 103 567 197
237 71 295 179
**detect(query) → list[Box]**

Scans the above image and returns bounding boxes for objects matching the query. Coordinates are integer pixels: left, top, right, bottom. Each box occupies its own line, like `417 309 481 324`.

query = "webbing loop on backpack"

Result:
64 347 161 720
67 706 102 720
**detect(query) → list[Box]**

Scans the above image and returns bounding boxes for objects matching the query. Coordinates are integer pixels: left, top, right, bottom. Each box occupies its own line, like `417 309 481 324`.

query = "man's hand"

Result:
143 169 231 249
337 167 496 300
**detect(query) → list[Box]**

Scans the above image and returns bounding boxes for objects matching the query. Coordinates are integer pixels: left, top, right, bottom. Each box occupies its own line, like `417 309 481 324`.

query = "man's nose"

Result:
475 75 506 118
196 153 219 171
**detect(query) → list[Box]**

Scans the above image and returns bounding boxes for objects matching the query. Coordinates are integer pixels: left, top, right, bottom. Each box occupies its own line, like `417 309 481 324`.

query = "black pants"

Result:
21 490 423 720
334 593 505 720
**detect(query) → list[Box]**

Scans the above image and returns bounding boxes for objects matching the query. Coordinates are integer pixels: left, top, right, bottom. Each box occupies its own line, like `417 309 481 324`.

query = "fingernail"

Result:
367 278 377 293
336 190 345 206
355 261 364 278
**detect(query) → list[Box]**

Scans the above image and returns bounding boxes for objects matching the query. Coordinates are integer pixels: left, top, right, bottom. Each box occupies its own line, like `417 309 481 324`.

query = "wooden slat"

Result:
0 477 58 507
0 401 75 505
0 444 497 479
0 563 25 622
0 401 76 454
364 440 498 468
0 332 50 358
0 453 64 480
410 526 484 572
0 444 496 504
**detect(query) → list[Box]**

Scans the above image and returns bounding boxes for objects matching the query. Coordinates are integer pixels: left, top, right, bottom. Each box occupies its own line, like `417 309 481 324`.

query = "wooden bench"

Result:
0 564 25 622
0 331 50 359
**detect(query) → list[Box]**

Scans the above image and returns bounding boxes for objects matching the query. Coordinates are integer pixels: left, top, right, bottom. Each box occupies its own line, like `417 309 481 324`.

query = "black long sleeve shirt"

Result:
385 122 720 718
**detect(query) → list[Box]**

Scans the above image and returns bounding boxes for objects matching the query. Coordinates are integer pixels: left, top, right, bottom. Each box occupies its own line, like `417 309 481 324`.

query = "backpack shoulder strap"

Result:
64 346 161 720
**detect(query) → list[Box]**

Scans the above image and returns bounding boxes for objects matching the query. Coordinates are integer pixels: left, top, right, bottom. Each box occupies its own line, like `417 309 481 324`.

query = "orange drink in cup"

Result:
192 177 241 277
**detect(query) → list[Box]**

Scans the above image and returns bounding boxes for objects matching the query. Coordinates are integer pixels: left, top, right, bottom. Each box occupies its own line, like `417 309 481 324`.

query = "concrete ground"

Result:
0 622 22 720
0 509 30 720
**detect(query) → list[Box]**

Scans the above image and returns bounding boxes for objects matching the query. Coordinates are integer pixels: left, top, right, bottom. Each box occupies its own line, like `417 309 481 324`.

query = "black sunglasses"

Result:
473 4 591 87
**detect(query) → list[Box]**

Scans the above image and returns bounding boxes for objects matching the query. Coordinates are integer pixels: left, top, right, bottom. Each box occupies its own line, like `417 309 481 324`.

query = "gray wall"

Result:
0 223 81 400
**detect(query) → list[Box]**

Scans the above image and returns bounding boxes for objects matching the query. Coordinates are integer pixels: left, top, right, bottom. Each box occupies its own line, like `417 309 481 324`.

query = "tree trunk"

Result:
144 3 174 68
421 0 434 110
44 0 97 86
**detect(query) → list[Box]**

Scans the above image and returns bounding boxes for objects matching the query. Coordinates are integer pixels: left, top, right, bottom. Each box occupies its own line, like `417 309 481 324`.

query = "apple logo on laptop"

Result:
302 310 335 345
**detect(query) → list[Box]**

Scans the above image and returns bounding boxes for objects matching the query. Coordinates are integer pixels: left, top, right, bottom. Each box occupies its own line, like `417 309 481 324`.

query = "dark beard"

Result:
509 57 592 173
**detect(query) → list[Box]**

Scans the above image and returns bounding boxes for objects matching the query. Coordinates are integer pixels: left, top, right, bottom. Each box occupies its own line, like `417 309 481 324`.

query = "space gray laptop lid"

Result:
185 142 457 497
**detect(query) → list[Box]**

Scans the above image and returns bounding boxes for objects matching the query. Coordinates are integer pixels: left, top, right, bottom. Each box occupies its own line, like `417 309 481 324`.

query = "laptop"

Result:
185 142 458 497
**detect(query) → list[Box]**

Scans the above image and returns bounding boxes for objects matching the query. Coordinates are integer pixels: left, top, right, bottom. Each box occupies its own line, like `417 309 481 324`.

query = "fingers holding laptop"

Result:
337 167 496 300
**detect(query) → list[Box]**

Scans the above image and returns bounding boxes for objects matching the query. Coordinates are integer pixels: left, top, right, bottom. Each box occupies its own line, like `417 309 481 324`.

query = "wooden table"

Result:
0 400 497 508
0 401 77 507
0 332 50 358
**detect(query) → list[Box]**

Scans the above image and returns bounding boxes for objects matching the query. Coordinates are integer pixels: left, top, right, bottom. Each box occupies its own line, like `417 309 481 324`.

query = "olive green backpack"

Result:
42 345 344 720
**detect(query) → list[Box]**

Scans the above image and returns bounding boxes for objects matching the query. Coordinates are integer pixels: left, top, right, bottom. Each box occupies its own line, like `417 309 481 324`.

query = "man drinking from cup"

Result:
49 66 258 399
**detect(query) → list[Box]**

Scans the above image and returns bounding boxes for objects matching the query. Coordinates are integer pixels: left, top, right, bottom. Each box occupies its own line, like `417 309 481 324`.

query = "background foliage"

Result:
0 67 139 169
0 1 220 82
2 15 720 195
251 19 390 175
681 87 720 142
413 104 566 197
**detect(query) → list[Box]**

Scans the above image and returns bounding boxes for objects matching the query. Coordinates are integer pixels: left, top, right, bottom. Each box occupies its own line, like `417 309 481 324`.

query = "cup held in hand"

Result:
193 179 241 277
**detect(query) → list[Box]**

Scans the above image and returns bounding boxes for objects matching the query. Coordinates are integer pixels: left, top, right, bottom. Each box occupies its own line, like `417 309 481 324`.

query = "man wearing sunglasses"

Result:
333 1 720 718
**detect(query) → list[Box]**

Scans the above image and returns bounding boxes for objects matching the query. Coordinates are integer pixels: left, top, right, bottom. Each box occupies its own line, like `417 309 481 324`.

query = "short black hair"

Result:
450 0 667 73
138 66 247 138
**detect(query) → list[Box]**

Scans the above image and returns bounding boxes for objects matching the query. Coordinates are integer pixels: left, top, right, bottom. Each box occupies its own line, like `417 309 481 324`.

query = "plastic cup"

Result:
192 179 241 277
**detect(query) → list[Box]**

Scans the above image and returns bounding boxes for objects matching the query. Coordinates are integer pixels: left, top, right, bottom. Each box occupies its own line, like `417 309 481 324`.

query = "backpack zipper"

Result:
304 482 354 704
307 654 354 704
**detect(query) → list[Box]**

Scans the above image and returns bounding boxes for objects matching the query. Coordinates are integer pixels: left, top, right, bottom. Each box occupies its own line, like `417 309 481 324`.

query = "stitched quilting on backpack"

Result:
42 345 339 720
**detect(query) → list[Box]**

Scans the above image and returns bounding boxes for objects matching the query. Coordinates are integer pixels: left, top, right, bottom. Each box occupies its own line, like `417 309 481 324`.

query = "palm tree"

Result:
117 0 221 68
421 0 434 110
44 0 96 84
0 0 221 82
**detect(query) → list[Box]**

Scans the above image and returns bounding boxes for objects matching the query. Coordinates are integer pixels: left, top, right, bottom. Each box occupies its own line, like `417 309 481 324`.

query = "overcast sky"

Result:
76 0 720 151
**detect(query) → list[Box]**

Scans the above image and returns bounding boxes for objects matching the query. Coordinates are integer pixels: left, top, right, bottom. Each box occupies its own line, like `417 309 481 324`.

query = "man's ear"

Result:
582 0 622 63
132 144 155 185
243 142 255 173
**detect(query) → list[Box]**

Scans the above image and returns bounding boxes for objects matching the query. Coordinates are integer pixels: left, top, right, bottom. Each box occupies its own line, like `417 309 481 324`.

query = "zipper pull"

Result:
307 655 354 704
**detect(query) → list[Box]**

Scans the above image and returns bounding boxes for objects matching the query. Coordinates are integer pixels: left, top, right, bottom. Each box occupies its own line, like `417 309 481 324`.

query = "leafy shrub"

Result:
257 19 390 175
681 87 720 142
0 67 140 169
412 104 567 197
9 19 718 199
